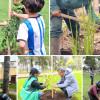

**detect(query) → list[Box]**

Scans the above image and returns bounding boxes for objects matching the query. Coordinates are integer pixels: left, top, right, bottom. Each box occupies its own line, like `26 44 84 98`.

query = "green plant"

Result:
42 74 57 98
0 3 23 54
81 4 97 55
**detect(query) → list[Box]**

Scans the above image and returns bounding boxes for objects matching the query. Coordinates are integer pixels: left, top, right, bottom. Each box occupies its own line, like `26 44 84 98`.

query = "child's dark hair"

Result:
30 68 40 76
23 0 45 13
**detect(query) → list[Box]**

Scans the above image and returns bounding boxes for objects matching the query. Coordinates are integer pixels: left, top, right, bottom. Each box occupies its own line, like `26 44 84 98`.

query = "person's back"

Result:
56 0 89 9
88 81 100 100
17 0 46 55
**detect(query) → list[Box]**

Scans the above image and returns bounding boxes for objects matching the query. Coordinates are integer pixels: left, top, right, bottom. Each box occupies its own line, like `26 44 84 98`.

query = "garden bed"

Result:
60 26 100 55
41 90 66 100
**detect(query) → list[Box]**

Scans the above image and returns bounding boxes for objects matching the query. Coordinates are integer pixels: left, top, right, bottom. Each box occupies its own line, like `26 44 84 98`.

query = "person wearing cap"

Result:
20 68 46 100
53 68 78 100
88 81 100 100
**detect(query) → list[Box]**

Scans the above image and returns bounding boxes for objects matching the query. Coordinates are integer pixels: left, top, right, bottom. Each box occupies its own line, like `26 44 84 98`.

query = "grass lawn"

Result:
83 71 100 100
0 0 9 21
0 0 49 54
17 71 82 100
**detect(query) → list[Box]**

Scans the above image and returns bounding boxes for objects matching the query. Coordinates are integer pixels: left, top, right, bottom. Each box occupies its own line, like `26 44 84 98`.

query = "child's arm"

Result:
11 11 29 19
18 41 29 54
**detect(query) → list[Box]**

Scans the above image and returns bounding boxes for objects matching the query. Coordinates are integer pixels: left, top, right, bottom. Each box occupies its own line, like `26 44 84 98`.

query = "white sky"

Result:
0 56 18 62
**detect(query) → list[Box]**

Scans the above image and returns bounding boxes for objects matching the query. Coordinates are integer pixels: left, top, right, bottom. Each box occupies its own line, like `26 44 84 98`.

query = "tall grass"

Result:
70 4 97 55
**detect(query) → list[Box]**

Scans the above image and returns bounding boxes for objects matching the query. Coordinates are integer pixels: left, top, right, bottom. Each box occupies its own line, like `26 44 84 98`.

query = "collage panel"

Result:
83 56 100 100
0 0 49 55
50 0 100 55
0 0 100 100
53 56 83 100
0 56 17 100
17 56 52 100
17 55 82 100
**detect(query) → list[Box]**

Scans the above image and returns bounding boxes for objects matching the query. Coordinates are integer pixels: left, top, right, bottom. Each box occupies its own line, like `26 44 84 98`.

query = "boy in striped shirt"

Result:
13 0 46 55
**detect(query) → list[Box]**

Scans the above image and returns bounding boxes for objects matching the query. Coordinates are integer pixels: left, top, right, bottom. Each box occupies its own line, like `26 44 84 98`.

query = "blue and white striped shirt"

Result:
17 15 46 55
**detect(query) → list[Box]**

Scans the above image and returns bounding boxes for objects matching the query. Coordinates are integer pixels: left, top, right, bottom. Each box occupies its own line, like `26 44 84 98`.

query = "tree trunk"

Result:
3 56 10 94
30 58 33 67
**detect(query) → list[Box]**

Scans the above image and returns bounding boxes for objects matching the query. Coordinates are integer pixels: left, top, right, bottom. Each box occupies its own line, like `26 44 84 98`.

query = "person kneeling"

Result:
54 68 78 100
20 68 46 100
88 81 100 100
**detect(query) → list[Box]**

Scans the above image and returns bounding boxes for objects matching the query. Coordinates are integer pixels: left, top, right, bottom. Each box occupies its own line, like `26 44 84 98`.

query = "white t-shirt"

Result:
17 15 46 55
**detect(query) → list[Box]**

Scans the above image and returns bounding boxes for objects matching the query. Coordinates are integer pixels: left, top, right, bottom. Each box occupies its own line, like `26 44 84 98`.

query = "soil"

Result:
41 90 66 100
59 26 100 55
41 90 79 100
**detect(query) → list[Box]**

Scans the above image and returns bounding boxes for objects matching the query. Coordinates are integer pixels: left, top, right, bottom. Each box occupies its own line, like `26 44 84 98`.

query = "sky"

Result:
0 56 18 62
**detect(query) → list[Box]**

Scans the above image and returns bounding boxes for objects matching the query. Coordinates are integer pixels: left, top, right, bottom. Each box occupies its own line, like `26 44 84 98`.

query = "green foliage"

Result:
0 3 23 54
84 56 96 69
82 18 96 55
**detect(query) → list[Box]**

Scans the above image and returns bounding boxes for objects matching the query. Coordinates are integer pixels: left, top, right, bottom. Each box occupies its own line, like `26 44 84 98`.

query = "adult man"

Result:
50 0 100 54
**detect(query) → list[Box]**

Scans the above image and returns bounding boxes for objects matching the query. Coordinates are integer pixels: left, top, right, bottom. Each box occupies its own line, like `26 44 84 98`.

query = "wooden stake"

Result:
8 0 12 19
61 13 100 28
52 89 54 98
61 13 80 22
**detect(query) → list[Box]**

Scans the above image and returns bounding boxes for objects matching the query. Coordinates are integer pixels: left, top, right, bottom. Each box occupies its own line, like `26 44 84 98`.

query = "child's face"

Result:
58 71 65 77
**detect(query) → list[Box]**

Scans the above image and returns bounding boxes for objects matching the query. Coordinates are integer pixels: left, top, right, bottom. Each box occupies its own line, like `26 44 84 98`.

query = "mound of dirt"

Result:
41 90 66 100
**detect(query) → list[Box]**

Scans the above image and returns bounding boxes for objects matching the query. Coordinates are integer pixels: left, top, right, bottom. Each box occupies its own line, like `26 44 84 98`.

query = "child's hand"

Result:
10 11 18 16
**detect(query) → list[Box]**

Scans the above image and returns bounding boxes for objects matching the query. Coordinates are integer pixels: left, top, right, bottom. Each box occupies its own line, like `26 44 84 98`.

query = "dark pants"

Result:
61 9 80 39
60 87 68 97
51 9 80 39
90 76 94 85
60 87 72 99
88 91 98 100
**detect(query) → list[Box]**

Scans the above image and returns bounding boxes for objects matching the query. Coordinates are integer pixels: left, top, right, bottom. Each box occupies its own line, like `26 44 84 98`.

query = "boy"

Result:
16 0 46 55
54 68 78 100
88 81 100 100
50 0 100 55
20 68 46 100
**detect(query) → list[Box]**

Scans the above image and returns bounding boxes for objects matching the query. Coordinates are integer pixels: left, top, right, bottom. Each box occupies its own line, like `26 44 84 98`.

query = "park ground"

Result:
83 71 100 100
18 70 82 100
0 0 49 54
0 0 8 21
